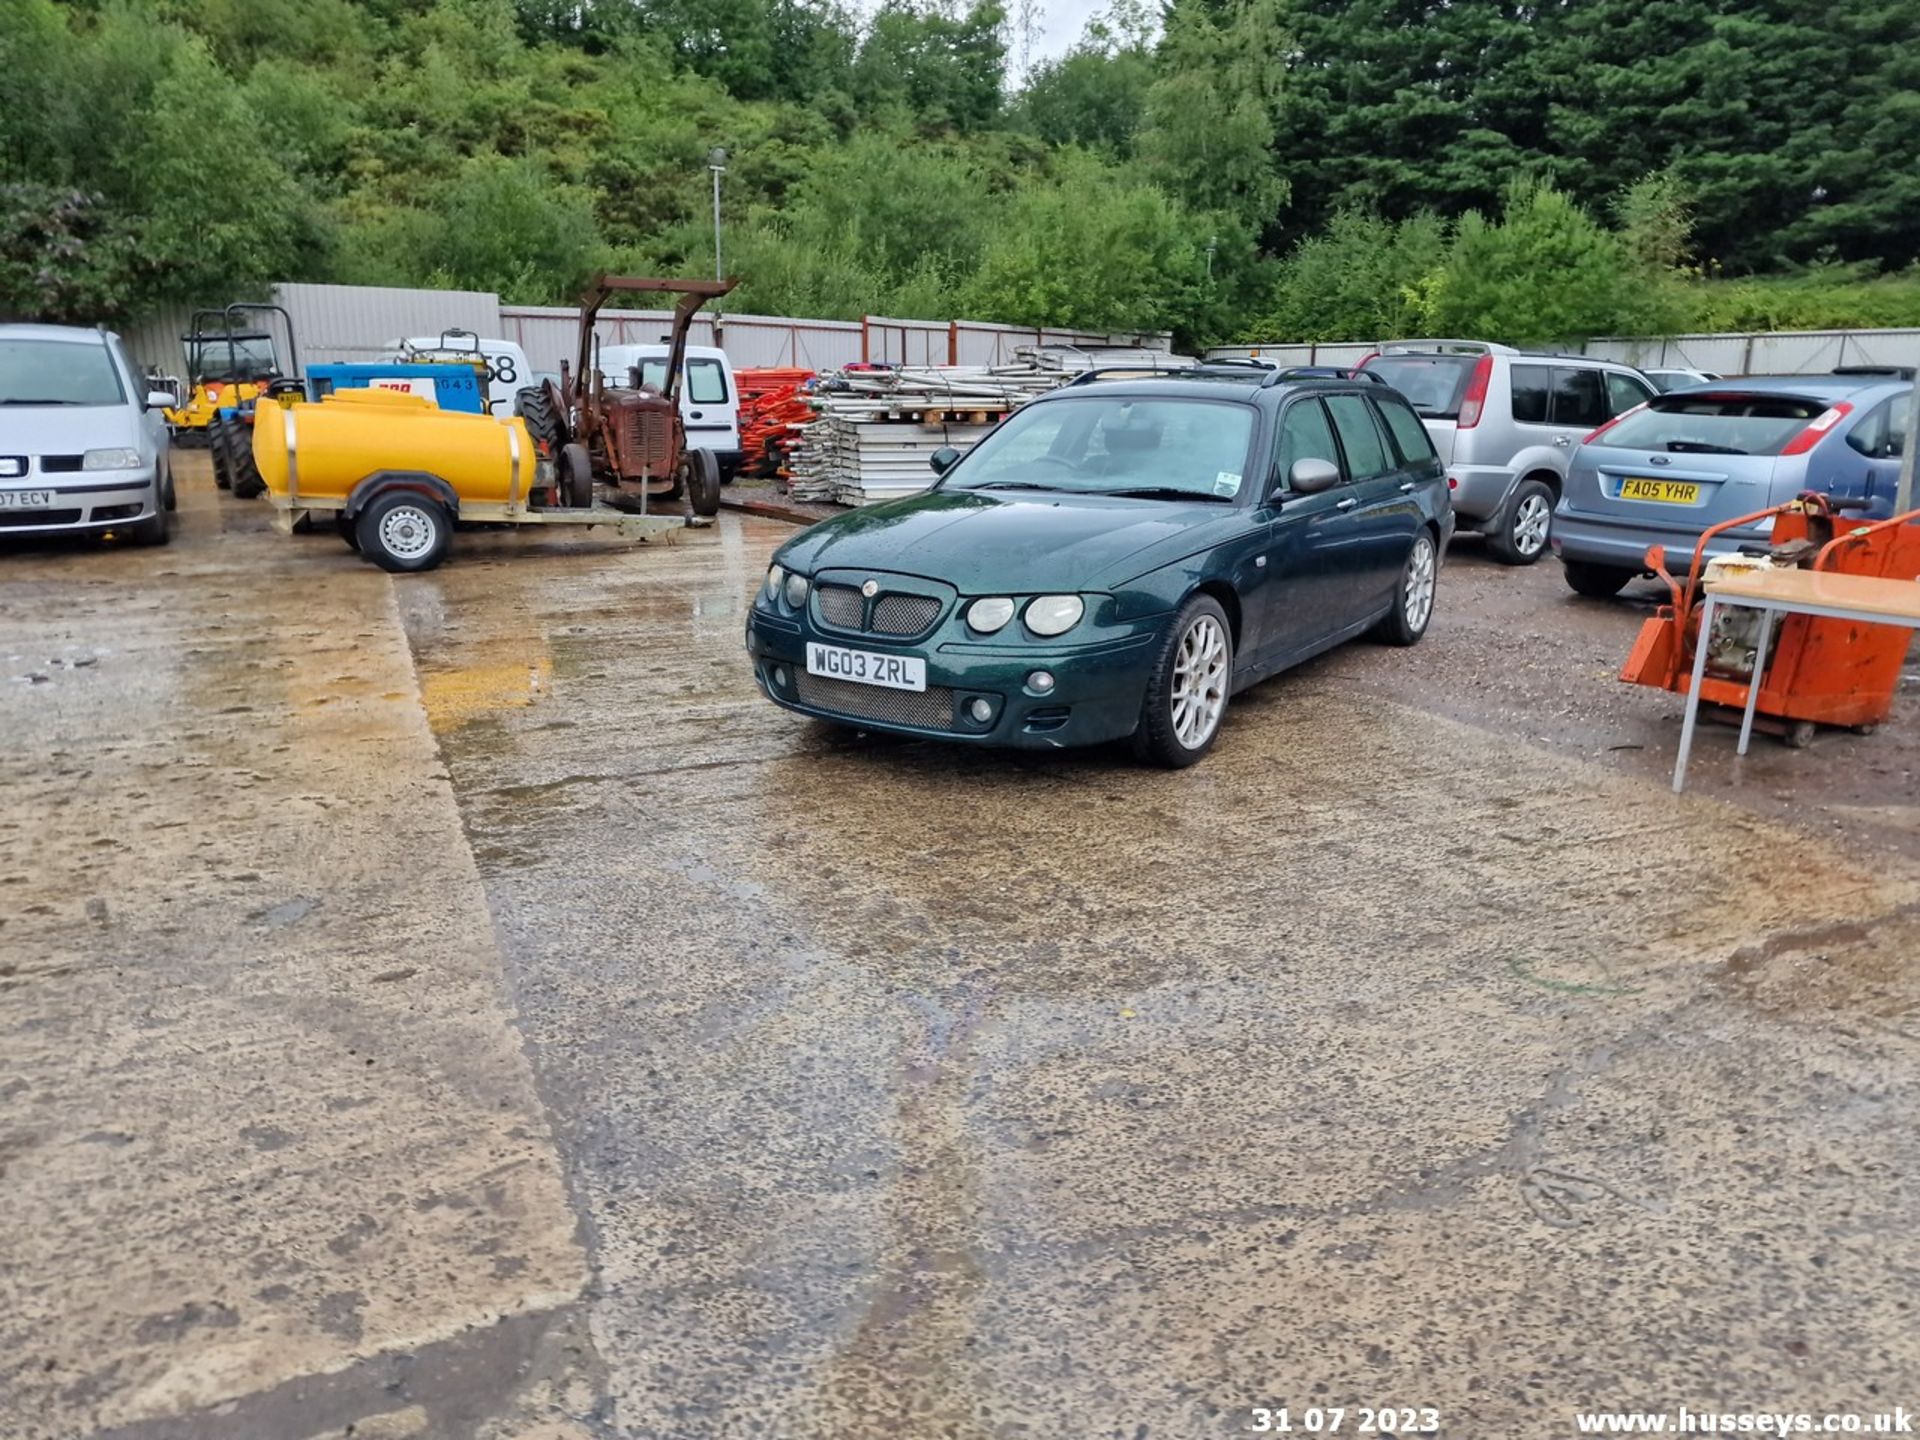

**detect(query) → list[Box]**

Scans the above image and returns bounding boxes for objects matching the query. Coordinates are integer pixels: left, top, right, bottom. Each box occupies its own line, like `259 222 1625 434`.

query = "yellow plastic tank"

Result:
252 389 536 506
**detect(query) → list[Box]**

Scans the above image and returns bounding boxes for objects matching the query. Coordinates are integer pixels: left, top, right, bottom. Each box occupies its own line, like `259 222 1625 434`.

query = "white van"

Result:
384 332 534 418
597 343 742 479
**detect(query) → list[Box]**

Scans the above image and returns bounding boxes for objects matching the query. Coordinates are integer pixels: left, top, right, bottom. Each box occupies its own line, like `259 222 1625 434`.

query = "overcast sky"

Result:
848 0 1110 79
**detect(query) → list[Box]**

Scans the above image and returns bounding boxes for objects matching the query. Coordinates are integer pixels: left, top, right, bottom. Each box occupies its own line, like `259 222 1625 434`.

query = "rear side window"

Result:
1552 368 1609 428
1510 364 1551 424
1325 393 1394 480
1601 394 1828 457
1846 396 1909 459
687 358 729 405
1606 372 1654 415
1363 356 1473 419
1273 398 1341 489
1375 394 1438 467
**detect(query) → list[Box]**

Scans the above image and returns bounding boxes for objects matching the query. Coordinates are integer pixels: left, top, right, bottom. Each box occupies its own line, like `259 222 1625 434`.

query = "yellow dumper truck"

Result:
251 389 694 572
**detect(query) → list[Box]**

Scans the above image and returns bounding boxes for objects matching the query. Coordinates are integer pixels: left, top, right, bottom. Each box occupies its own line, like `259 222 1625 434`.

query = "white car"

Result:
0 324 174 545
385 332 534 417
597 343 743 479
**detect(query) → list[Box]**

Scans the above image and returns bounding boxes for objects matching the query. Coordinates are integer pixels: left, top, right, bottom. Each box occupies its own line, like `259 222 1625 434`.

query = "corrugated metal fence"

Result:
121 281 1170 379
1207 328 1920 375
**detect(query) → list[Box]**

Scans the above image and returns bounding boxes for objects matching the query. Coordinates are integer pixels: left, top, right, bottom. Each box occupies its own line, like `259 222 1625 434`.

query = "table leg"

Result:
1673 595 1716 794
1736 604 1774 757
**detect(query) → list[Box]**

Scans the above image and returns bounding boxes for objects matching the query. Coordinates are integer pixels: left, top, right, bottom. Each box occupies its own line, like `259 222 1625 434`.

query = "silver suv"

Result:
1357 341 1657 564
0 324 174 545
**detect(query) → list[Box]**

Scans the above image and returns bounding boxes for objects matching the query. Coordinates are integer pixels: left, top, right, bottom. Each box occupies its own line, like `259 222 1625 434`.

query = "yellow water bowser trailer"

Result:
251 389 697 572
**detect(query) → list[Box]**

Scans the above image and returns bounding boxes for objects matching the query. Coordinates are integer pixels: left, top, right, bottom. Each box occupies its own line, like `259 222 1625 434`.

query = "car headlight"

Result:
83 448 143 471
967 597 1016 633
765 564 785 600
1025 594 1085 637
784 571 810 608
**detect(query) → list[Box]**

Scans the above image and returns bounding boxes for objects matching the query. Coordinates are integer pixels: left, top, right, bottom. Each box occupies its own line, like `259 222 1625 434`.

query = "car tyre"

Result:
1562 559 1636 598
128 501 171 547
355 492 451 573
1489 478 1554 565
1133 594 1233 769
1373 530 1438 646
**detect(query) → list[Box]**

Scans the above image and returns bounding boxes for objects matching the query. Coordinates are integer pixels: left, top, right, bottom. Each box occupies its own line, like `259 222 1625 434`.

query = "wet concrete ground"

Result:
5 456 1920 1439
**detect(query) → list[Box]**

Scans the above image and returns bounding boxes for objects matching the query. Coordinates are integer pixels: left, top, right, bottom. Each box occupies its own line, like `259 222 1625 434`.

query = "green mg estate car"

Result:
745 367 1454 766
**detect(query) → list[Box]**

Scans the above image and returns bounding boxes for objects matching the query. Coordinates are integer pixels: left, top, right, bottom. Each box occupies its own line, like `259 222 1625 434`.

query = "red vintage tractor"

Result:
518 275 736 516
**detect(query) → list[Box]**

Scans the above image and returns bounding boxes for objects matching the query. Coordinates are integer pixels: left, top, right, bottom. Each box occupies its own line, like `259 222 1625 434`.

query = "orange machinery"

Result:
1621 495 1920 745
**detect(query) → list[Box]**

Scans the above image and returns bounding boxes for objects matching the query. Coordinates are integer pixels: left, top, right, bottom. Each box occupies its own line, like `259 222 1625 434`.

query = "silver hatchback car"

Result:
1358 340 1657 565
1552 374 1912 596
0 324 174 546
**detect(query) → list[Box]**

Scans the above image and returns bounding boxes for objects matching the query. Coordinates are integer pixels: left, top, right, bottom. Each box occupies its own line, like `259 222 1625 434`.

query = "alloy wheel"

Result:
1512 492 1551 556
1171 614 1228 750
1404 535 1436 631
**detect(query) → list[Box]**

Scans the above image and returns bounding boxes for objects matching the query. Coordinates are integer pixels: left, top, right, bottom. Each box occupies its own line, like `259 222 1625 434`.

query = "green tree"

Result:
427 155 603 300
1139 0 1288 235
1019 3 1155 155
854 1 1008 134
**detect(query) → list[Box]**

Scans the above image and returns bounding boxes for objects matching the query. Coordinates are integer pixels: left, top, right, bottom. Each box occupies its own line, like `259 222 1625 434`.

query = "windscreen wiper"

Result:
971 481 1071 492
0 398 82 406
1102 486 1232 502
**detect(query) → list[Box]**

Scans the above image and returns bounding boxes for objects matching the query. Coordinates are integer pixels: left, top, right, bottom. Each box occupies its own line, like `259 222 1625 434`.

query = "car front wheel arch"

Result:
1191 580 1242 653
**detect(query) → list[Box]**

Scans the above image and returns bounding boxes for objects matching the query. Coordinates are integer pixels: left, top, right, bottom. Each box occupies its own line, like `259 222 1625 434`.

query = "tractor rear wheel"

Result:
516 386 566 457
558 443 595 508
229 426 267 498
208 419 233 490
683 448 722 517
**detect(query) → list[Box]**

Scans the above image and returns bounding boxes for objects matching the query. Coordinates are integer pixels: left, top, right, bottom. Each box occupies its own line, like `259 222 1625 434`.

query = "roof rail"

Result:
1377 339 1516 357
1065 362 1259 387
1257 365 1384 387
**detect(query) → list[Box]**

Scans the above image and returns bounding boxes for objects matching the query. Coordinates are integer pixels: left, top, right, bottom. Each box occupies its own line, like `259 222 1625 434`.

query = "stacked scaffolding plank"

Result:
783 363 1071 505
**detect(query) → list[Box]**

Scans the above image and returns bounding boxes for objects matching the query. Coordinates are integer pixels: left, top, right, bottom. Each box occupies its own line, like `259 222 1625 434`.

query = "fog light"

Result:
773 665 789 688
1027 670 1055 693
968 697 993 724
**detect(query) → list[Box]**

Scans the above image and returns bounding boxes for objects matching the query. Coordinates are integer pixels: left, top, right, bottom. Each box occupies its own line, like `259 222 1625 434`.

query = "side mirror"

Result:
929 446 961 476
1286 457 1343 495
146 390 175 411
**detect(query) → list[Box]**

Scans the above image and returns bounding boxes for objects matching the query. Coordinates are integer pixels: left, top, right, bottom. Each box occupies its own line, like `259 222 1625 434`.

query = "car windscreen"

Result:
1361 356 1473 419
635 358 729 404
1600 394 1828 456
945 396 1257 501
0 338 127 406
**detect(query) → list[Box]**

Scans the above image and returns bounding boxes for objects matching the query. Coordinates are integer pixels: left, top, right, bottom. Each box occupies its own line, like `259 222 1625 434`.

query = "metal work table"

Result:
1673 567 1920 792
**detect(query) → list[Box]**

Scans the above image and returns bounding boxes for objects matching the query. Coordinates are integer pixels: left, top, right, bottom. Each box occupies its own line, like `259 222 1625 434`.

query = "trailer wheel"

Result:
356 492 451 573
559 443 595 508
516 386 566 456
208 419 233 490
683 448 722 517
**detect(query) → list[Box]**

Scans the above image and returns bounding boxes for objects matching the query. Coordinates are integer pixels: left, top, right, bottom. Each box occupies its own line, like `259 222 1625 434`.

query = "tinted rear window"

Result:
1600 394 1827 457
1364 356 1472 419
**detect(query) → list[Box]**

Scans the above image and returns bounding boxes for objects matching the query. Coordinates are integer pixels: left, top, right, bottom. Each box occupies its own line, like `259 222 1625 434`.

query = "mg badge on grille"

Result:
861 579 879 598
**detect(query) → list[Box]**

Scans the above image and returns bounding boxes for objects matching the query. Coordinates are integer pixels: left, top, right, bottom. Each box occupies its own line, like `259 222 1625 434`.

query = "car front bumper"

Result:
0 470 161 535
746 607 1163 750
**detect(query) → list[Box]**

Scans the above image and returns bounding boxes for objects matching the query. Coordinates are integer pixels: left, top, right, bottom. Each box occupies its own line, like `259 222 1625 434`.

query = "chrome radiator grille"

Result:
796 672 955 730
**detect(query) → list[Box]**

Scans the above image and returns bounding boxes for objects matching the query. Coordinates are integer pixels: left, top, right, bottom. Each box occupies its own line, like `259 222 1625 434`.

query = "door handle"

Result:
1336 497 1359 511
1552 435 1572 447
1399 481 1416 492
690 410 704 419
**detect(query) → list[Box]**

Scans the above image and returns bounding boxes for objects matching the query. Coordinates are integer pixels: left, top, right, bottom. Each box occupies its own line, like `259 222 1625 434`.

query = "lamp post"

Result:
708 147 728 285
1206 235 1218 280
